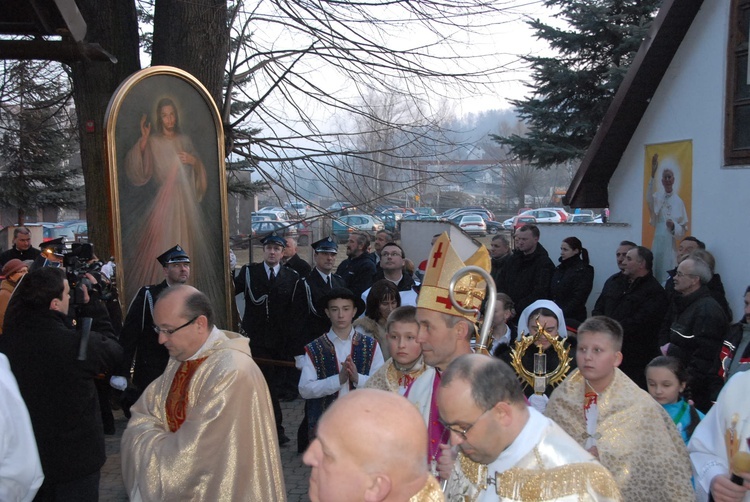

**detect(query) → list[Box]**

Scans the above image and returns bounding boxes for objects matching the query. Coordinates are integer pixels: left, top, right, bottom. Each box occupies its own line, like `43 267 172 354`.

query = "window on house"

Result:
726 0 750 165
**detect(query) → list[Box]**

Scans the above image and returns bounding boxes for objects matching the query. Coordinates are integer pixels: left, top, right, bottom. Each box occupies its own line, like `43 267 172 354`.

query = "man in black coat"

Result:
0 226 41 267
663 257 728 412
0 267 122 500
497 225 555 321
592 240 637 318
336 232 376 298
489 234 511 289
282 236 312 277
113 245 191 405
594 246 668 389
234 232 304 445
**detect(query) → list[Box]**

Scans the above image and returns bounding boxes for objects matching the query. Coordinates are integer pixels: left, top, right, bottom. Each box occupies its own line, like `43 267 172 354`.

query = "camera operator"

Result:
0 266 122 501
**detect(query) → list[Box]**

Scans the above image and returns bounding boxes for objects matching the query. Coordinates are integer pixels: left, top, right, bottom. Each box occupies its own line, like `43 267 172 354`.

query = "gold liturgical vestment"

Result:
121 330 286 501
444 408 620 502
545 369 694 501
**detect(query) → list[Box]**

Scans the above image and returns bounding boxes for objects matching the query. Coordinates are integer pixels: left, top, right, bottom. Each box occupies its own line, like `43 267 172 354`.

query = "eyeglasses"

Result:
440 406 494 439
153 316 198 336
381 251 403 258
675 271 697 278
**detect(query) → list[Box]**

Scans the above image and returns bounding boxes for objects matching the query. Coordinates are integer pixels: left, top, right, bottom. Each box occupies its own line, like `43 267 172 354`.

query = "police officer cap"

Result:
43 237 66 256
260 232 286 248
157 245 191 267
311 236 337 254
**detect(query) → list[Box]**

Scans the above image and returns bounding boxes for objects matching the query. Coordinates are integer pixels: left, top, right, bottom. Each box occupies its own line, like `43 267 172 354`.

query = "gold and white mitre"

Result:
417 232 490 323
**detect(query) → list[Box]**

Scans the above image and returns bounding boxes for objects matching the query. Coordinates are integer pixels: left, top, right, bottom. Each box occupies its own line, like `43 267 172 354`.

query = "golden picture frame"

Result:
105 66 231 329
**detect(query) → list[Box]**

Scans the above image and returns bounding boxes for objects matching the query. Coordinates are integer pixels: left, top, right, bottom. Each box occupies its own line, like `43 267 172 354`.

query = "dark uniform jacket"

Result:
550 255 594 324
299 268 346 354
0 304 122 486
497 244 555 319
284 253 312 278
336 252 377 298
234 262 303 352
665 285 728 412
116 280 170 391
593 272 667 389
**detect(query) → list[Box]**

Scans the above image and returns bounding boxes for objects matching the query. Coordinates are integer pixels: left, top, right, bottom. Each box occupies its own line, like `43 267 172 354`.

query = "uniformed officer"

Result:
112 245 191 409
234 232 305 445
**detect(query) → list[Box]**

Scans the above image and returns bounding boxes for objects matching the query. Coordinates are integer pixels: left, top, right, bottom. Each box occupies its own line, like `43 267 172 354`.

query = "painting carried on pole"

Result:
105 66 231 328
641 140 692 284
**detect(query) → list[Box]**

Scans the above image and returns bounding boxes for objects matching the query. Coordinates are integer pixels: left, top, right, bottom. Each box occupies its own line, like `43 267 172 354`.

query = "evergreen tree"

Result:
0 60 83 224
493 0 662 168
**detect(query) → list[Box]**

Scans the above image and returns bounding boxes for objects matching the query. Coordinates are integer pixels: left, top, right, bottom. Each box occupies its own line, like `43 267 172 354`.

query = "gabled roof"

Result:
0 0 114 62
563 0 705 208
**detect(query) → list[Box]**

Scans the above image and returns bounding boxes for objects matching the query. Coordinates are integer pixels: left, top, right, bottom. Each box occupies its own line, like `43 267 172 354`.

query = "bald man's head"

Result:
303 389 429 502
154 285 214 361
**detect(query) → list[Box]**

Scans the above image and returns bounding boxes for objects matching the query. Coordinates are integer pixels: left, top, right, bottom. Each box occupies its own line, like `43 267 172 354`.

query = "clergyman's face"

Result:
416 308 462 370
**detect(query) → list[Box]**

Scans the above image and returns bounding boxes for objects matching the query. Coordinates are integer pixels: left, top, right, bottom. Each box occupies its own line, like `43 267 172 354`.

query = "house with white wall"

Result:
553 0 749 320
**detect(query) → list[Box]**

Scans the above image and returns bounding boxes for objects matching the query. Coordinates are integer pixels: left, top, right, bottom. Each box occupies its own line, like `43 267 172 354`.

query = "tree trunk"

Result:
69 0 140 258
151 0 229 108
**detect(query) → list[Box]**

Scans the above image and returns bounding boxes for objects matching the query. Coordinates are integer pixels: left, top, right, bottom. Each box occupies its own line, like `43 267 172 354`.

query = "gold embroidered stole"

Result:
165 357 208 432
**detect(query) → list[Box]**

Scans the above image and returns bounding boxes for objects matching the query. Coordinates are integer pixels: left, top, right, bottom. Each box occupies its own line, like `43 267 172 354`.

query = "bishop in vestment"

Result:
121 286 285 501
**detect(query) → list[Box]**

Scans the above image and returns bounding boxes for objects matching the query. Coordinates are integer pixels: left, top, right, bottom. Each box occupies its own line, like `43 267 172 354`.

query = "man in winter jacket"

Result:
664 257 728 412
497 224 555 321
0 267 122 501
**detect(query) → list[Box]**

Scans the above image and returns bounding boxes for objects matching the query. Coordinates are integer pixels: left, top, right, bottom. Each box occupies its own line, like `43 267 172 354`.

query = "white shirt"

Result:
489 323 511 354
315 268 332 284
297 328 384 399
263 263 280 280
0 354 44 502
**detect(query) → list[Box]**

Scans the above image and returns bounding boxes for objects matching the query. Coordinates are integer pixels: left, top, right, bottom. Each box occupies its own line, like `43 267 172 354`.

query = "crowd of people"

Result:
0 221 748 501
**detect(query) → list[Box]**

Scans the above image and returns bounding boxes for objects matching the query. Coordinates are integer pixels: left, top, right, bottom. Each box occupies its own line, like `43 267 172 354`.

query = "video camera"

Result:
63 242 99 305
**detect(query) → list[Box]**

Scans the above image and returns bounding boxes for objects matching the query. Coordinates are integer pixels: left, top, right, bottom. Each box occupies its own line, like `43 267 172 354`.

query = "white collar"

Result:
487 407 547 473
326 327 355 343
316 268 331 282
187 326 224 360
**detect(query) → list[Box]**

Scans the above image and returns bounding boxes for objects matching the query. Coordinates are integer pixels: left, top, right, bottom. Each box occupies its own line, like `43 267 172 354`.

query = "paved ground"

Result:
100 397 310 501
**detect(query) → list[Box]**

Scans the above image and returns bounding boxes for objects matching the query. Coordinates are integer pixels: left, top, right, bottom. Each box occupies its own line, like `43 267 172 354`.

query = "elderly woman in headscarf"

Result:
500 300 576 412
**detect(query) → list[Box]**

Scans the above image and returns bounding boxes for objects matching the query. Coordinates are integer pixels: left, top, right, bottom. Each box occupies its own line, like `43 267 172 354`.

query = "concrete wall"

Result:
599 2 746 319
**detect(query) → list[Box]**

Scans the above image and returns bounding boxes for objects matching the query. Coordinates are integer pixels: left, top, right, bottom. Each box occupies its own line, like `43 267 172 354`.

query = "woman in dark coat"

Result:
550 236 594 324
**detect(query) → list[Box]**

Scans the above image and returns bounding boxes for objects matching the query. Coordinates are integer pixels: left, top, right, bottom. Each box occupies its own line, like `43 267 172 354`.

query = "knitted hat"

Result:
416 232 490 322
2 259 26 278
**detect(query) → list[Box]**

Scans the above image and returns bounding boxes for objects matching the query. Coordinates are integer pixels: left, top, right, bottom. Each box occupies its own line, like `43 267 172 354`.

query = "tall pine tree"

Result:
0 60 83 224
494 0 662 168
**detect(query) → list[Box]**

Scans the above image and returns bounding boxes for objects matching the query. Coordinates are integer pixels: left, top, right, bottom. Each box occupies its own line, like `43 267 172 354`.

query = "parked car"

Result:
326 201 357 215
449 208 494 223
416 207 436 216
504 208 563 224
456 214 487 236
251 221 298 239
52 220 88 242
332 214 385 242
486 221 504 234
252 211 285 222
539 207 569 222
257 206 289 220
503 215 538 231
567 214 596 223
283 202 308 218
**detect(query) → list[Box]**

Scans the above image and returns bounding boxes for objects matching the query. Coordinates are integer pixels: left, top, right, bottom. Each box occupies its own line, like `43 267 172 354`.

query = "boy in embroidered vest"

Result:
299 287 384 443
545 316 694 501
438 354 620 501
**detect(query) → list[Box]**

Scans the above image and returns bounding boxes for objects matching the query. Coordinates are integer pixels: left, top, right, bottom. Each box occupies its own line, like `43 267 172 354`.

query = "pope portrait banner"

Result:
105 66 231 329
641 140 693 284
